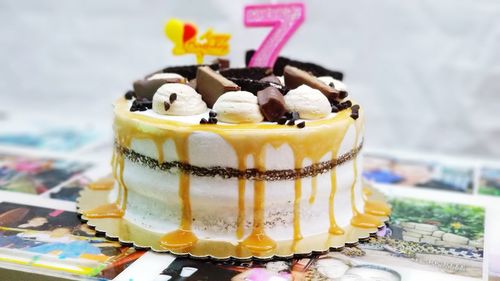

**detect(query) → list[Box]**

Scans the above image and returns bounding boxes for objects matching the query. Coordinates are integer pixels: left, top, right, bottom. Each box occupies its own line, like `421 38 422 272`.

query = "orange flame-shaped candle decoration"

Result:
165 18 231 64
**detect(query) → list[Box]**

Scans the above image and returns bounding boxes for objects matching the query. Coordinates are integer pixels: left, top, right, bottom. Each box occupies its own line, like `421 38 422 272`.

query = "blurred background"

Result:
1 0 499 158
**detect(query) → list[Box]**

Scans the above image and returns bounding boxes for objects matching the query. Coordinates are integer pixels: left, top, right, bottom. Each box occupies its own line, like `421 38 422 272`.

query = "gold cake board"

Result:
76 180 389 260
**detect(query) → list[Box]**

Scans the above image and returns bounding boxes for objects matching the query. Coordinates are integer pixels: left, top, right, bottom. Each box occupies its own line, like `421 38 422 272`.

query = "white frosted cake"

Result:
81 58 390 257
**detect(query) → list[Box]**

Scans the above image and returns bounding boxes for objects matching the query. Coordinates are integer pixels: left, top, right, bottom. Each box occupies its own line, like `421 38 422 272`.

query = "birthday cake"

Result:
80 56 390 258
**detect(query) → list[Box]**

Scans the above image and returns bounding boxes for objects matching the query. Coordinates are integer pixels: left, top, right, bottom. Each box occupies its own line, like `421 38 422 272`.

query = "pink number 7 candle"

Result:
244 3 306 67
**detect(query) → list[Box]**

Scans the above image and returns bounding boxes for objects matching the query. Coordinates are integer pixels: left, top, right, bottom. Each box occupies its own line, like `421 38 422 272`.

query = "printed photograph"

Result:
0 201 144 279
478 167 500 197
0 127 102 152
344 197 484 279
0 153 91 194
158 258 313 281
363 153 474 193
48 176 91 202
157 253 402 280
291 254 401 281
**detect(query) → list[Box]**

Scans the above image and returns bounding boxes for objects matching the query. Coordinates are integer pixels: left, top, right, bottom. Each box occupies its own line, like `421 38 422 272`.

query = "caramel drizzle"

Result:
241 150 277 252
236 157 247 240
159 133 198 250
327 117 352 235
83 144 127 218
308 176 317 204
349 116 384 228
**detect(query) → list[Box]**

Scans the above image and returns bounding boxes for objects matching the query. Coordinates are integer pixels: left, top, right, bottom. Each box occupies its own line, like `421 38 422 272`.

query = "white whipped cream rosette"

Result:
213 90 264 123
152 83 207 116
284 84 331 119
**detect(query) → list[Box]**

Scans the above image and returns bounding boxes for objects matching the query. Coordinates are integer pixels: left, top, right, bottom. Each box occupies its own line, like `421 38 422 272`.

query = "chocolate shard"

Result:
196 66 240 108
259 75 282 85
220 67 273 80
187 78 197 89
283 65 339 101
133 78 179 100
226 77 284 95
257 87 286 122
213 58 230 69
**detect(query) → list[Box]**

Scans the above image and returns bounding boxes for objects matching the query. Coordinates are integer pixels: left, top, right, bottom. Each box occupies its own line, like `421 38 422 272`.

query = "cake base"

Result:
77 177 389 260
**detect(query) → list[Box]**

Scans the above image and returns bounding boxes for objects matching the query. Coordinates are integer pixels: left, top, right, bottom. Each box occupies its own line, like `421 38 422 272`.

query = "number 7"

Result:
244 3 306 67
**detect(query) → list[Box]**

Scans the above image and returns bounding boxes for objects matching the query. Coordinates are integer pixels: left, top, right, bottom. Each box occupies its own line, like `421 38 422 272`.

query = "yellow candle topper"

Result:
165 18 231 64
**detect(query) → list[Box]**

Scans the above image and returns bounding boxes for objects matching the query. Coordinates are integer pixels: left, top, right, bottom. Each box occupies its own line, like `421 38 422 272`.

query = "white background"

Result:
1 0 499 158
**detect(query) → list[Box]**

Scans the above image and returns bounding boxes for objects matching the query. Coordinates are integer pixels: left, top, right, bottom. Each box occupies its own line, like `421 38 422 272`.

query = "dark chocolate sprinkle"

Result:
140 99 152 109
287 119 296 126
130 99 151 112
350 112 359 120
329 82 335 88
339 91 348 99
297 121 306 128
164 102 170 111
124 90 135 100
351 104 360 111
209 111 217 117
284 112 293 119
277 116 287 125
291 111 300 121
338 100 352 110
331 105 339 113
115 141 363 181
208 117 218 124
199 118 208 124
169 93 177 103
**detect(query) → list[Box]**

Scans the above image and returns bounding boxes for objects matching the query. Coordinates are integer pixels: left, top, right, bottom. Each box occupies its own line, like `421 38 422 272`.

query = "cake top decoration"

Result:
165 18 231 64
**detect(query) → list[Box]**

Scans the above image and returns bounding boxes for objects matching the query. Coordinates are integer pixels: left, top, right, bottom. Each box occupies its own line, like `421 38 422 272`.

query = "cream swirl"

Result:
284 85 331 120
152 83 207 116
213 91 264 123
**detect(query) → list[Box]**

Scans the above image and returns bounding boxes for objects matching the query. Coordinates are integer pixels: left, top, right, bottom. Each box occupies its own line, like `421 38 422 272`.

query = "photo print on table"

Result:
478 166 500 197
0 126 103 153
338 197 484 279
0 153 91 195
362 153 474 193
156 258 299 281
0 201 144 279
48 176 91 202
291 254 402 281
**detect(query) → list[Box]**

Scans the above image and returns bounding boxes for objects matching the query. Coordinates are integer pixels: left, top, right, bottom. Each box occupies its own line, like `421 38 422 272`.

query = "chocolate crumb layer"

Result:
220 67 273 80
115 141 363 181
